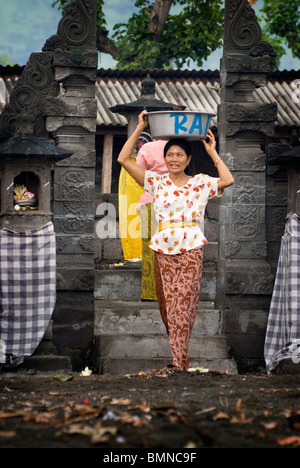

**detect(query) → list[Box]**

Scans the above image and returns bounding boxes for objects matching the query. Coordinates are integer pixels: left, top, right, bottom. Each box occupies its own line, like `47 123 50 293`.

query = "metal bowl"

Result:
15 199 36 206
145 110 215 140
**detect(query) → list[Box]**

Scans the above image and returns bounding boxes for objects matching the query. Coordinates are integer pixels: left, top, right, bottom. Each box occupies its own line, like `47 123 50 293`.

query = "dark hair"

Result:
163 138 192 158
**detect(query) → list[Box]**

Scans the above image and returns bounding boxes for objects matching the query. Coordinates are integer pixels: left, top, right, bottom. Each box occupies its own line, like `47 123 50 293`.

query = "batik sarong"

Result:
154 247 204 370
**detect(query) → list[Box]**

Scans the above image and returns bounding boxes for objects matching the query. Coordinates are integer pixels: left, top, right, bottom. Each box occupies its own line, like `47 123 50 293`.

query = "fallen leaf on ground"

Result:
100 396 131 405
230 412 253 424
213 411 229 421
53 374 76 382
128 404 151 413
110 398 131 405
0 430 16 437
277 436 300 447
80 367 92 376
260 421 281 430
35 412 58 424
119 414 149 427
188 367 209 373
0 411 24 419
184 441 196 448
236 398 243 411
65 421 118 444
64 404 100 423
195 406 216 415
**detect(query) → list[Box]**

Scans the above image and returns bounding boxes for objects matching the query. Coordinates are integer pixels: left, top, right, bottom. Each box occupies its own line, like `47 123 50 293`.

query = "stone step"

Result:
94 299 238 375
2 355 73 373
94 267 216 301
1 321 73 374
97 334 228 360
94 300 221 336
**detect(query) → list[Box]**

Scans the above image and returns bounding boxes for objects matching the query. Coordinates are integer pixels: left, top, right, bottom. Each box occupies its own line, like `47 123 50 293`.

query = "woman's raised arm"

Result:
117 111 148 187
201 129 234 191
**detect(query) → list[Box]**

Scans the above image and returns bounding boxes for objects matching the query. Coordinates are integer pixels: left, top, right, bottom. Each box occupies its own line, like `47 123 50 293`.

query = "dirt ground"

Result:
1 367 300 450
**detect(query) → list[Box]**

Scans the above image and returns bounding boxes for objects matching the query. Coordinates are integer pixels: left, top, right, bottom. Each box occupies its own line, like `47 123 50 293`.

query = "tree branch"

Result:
96 29 119 58
148 0 173 41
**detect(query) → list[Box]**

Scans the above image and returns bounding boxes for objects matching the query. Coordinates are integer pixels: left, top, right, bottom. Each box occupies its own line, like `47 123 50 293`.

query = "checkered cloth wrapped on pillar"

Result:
264 214 300 373
0 222 56 363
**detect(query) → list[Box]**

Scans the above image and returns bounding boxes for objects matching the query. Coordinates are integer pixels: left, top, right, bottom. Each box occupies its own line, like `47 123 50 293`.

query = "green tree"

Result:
0 54 14 66
259 0 300 59
52 0 299 69
52 0 224 68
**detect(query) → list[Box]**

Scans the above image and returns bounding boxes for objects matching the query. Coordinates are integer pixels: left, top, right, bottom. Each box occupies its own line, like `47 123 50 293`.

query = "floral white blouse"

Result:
144 170 222 255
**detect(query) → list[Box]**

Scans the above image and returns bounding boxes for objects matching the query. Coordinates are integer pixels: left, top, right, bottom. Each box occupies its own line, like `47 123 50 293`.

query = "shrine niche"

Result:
0 119 72 231
13 171 40 211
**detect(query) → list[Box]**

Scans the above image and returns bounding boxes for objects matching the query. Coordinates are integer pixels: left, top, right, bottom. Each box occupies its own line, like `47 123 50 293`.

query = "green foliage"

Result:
51 0 298 70
260 0 300 59
0 54 14 66
260 30 286 70
112 0 224 69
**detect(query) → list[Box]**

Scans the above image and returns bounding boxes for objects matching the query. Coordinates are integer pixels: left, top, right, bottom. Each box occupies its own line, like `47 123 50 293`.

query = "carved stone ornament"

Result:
222 55 271 73
225 240 241 257
224 0 275 57
0 52 58 139
0 0 97 140
223 103 277 122
57 0 96 48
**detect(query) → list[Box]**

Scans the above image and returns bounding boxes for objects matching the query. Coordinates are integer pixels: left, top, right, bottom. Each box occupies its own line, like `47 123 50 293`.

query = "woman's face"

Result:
165 144 191 175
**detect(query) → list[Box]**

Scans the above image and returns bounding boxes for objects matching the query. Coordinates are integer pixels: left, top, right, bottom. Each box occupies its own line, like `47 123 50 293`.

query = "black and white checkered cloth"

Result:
0 222 56 362
264 214 300 373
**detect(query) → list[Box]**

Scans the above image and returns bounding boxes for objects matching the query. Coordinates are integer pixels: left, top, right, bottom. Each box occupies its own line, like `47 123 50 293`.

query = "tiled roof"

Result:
0 66 299 129
96 68 300 129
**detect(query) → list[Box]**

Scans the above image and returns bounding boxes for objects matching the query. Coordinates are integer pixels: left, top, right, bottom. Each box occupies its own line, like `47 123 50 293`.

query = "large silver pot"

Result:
145 111 215 140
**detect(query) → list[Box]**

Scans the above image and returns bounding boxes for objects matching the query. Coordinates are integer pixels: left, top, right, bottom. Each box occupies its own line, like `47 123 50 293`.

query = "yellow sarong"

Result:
118 157 143 260
140 203 157 300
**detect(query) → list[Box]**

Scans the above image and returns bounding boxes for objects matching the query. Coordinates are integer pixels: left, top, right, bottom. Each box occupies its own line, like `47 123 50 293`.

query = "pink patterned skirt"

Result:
154 247 204 370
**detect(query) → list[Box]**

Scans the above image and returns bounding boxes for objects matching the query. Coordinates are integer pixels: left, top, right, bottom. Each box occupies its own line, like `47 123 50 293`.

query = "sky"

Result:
0 0 299 70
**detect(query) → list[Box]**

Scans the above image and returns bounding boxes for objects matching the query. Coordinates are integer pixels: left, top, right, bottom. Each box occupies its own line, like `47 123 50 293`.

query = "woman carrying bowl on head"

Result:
118 110 234 371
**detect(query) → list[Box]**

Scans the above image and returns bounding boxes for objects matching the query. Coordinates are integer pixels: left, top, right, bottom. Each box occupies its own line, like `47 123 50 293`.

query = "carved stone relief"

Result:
0 53 58 139
57 0 96 48
225 0 275 57
218 3 275 300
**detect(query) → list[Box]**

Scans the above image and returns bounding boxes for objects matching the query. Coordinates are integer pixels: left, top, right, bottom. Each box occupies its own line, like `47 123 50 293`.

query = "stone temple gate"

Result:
0 0 285 373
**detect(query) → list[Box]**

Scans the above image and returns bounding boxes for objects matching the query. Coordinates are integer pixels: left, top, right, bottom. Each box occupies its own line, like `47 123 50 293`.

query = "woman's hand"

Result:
201 129 234 191
201 129 216 156
117 110 148 187
138 110 149 131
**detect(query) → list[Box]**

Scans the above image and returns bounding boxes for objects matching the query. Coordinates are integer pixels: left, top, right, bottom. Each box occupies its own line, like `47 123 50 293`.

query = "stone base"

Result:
95 266 217 302
1 355 72 373
273 359 300 375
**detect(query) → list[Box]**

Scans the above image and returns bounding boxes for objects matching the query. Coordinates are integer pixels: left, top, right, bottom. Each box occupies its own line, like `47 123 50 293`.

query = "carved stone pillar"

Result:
217 0 278 370
43 1 97 296
0 0 98 368
41 1 98 365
